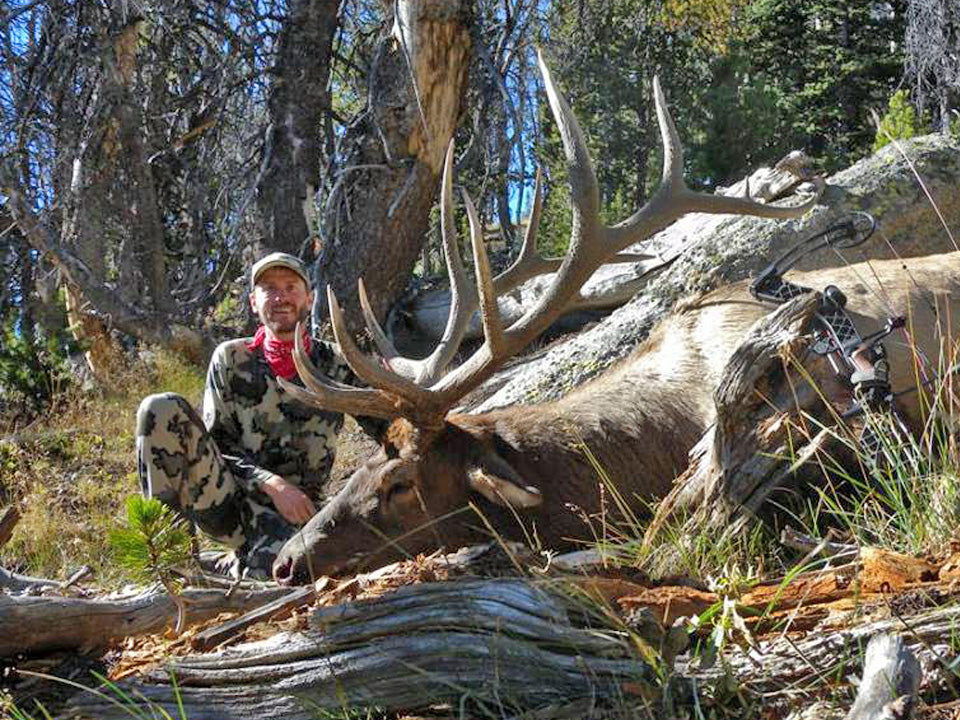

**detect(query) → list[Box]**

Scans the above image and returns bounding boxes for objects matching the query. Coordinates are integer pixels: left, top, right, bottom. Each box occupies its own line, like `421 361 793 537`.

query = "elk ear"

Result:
466 451 542 509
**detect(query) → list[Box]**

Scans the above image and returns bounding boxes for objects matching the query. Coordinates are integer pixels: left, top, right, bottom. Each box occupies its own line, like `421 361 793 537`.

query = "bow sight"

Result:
750 212 908 462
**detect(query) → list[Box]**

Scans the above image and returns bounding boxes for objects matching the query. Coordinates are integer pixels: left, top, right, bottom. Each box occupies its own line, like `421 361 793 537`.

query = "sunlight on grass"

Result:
774 328 960 555
0 347 205 583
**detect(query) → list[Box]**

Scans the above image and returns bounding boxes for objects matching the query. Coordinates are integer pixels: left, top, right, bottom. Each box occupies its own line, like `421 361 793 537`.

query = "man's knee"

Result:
137 392 200 506
137 392 192 437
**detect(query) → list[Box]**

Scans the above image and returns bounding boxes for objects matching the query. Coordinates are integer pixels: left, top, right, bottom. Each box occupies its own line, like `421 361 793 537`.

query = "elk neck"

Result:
447 334 718 528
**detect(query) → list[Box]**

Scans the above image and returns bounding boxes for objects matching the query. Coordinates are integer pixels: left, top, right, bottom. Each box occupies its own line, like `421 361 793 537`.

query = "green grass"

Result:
780 331 960 556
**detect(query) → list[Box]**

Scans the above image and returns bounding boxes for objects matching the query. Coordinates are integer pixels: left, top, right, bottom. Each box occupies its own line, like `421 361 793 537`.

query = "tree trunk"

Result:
314 0 471 332
36 13 175 378
15 235 36 345
255 0 340 258
63 284 118 379
61 149 118 378
103 13 170 314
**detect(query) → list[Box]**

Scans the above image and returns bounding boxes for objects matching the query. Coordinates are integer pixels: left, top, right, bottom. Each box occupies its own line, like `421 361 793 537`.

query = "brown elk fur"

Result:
273 252 960 583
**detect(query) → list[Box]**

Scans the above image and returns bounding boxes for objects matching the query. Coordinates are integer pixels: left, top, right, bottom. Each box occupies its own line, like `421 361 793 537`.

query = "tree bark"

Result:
66 578 655 720
255 0 340 257
314 0 471 332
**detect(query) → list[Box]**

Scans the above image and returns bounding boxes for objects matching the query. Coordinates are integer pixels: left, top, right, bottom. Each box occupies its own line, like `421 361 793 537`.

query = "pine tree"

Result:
109 496 193 634
873 89 929 151
735 0 907 170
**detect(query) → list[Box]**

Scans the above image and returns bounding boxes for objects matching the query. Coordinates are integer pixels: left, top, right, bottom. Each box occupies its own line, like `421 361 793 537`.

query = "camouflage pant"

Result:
136 393 297 578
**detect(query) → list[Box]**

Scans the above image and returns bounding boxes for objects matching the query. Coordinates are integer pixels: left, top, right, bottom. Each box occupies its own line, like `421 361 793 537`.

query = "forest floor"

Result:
2 347 960 719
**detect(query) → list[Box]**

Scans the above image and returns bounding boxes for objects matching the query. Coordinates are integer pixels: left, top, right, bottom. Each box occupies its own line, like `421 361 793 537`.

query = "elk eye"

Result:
384 480 413 505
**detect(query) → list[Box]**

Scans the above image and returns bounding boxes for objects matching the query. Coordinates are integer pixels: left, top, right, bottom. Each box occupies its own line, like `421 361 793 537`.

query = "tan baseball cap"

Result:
250 252 310 290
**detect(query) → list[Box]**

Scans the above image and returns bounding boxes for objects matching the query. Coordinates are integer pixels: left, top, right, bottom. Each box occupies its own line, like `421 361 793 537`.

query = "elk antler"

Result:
282 50 824 425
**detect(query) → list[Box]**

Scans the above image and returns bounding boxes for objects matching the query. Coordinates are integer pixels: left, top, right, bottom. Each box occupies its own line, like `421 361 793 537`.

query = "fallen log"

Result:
64 569 956 720
845 634 919 720
66 578 659 719
0 567 62 593
0 583 290 657
191 583 320 652
692 603 956 710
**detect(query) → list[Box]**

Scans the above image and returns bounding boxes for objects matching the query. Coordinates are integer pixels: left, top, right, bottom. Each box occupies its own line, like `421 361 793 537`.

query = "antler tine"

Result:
408 139 478 384
490 168 564 293
463 187 505 358
326 286 444 411
492 168 653 290
353 140 477 387
653 76 685 190
358 277 400 364
536 49 601 248
280 322 401 420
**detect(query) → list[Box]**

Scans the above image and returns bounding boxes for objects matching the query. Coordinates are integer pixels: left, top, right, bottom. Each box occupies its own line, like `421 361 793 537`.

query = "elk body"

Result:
272 55 960 584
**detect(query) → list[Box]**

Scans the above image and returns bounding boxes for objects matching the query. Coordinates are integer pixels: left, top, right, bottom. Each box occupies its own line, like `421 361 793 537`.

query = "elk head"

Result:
272 52 823 585
273 418 544 581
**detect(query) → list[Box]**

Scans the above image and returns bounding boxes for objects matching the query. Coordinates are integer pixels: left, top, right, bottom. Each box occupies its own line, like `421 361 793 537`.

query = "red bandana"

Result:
246 326 312 380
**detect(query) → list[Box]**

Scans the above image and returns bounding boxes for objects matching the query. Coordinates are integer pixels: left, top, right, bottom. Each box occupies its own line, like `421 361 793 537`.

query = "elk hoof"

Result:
273 556 294 585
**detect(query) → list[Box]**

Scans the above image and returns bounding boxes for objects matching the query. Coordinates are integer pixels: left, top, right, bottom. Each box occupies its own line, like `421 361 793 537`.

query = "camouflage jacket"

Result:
202 336 360 499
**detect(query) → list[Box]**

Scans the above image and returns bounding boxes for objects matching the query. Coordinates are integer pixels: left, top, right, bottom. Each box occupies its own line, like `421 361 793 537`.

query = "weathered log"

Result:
191 584 319 652
845 634 919 720
690 604 954 708
780 526 859 560
0 584 290 657
66 578 657 719
61 573 956 719
0 567 62 593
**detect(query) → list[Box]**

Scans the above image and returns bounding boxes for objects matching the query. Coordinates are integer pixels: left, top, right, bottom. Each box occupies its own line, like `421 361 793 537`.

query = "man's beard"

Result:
262 304 310 336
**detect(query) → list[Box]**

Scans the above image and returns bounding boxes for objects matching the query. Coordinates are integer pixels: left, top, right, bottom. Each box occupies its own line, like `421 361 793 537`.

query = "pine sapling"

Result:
109 496 193 634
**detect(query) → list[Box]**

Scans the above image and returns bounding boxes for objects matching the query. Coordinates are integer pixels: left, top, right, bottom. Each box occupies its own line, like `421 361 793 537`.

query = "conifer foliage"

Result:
109 496 193 634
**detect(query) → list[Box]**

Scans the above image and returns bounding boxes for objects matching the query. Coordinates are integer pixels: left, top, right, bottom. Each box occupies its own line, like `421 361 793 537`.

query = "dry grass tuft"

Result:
0 349 205 584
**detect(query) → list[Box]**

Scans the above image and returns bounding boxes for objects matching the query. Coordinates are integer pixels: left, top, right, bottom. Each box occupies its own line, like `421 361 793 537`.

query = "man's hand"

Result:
261 475 317 526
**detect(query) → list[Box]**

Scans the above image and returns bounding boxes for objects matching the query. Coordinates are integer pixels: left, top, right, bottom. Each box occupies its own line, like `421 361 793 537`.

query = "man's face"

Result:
249 266 313 340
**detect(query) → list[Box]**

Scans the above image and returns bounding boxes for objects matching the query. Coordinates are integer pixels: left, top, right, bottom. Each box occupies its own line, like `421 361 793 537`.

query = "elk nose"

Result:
273 556 294 585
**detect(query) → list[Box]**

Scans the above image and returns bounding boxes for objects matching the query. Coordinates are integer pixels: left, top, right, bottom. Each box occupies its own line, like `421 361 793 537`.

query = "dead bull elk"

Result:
273 54 959 583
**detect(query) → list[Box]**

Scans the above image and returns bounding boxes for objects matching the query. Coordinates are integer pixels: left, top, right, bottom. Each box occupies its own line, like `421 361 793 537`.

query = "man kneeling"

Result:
136 252 376 579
